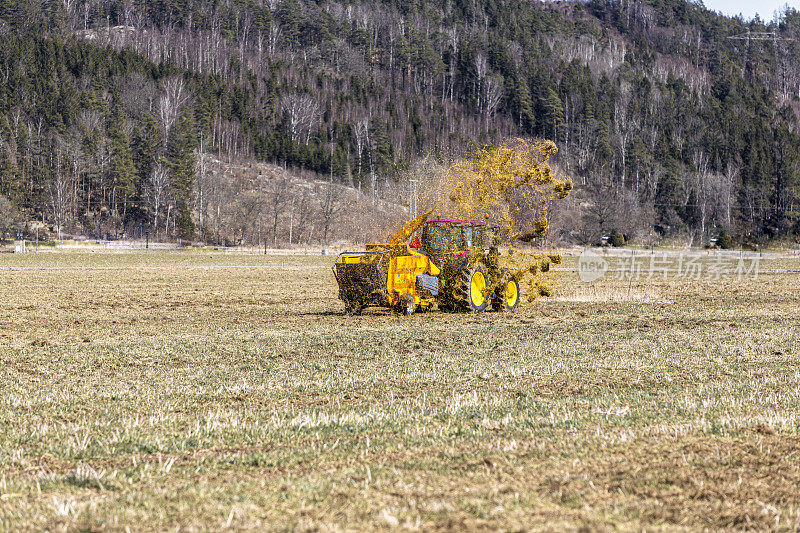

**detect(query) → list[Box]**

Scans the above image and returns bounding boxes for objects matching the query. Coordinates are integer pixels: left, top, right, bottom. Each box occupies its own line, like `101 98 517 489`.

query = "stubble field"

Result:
1 249 799 531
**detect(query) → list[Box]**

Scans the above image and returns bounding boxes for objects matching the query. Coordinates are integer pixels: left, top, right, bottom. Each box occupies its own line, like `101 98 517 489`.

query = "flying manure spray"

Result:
429 138 572 302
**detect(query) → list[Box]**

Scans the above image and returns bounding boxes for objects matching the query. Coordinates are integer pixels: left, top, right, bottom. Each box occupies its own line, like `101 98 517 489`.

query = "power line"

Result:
728 31 795 42
588 200 792 213
728 31 795 91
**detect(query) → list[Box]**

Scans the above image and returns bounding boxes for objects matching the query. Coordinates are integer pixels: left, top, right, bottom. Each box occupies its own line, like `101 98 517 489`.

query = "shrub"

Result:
608 231 625 247
717 231 735 250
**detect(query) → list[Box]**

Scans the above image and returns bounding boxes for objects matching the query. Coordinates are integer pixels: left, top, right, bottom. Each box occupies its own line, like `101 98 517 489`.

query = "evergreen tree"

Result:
167 110 197 239
542 88 564 141
369 116 395 180
513 76 535 132
108 91 137 223
132 113 163 188
0 115 21 203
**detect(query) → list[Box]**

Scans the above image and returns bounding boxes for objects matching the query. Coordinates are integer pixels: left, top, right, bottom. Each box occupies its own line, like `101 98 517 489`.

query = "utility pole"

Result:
322 110 337 245
409 179 419 220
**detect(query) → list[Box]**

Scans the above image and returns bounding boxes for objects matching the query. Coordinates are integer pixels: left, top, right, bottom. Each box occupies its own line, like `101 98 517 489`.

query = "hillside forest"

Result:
0 0 799 246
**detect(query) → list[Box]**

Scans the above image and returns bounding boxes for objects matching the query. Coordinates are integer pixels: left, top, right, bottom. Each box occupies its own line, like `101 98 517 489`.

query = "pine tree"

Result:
108 91 137 224
0 114 21 203
513 76 535 132
369 116 395 180
132 113 162 187
542 88 564 141
167 110 197 239
277 0 302 46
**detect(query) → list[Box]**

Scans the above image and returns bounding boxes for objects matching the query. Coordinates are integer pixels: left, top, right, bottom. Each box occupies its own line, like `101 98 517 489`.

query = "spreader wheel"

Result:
344 299 363 315
401 293 416 316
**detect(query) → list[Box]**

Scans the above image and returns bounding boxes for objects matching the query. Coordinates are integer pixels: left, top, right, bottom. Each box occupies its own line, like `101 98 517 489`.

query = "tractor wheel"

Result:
493 276 520 312
459 264 490 312
401 293 416 316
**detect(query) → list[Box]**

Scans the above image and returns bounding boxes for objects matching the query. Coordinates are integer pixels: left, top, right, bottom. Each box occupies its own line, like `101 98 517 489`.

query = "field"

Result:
1 249 799 530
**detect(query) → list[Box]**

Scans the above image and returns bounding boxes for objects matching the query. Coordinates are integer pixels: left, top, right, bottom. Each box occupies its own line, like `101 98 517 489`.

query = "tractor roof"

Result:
425 219 486 226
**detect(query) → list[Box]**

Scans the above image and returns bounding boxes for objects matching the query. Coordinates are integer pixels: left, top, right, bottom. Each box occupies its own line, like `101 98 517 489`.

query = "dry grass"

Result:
554 282 667 303
1 250 799 530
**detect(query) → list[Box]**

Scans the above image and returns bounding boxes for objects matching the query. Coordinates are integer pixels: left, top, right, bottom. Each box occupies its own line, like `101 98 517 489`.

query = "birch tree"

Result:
148 161 169 232
158 77 189 148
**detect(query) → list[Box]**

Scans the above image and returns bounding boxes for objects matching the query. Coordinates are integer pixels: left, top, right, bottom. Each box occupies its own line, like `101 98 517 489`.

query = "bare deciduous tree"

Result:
148 161 169 232
321 174 344 244
230 190 262 245
612 81 635 188
446 25 459 102
353 118 369 180
720 162 740 229
690 149 711 240
280 94 320 144
80 109 103 132
474 52 488 111
292 188 317 245
262 171 293 246
483 74 504 128
49 138 74 242
268 21 281 57
62 0 77 30
119 73 157 117
158 77 189 146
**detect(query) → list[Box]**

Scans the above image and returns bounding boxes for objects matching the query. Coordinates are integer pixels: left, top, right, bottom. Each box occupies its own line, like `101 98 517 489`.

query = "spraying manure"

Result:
333 139 571 314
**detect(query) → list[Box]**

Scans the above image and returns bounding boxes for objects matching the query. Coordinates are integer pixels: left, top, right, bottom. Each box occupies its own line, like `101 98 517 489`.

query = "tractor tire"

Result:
493 276 521 312
400 293 416 316
457 264 490 312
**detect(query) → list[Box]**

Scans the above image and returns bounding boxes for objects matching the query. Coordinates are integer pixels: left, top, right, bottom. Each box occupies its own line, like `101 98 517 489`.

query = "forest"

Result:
0 0 799 246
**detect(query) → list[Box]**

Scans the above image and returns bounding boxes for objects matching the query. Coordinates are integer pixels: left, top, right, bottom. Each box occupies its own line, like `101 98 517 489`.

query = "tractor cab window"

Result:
423 224 449 252
463 227 473 248
449 226 464 250
423 224 466 253
473 228 484 250
462 226 484 250
422 223 487 253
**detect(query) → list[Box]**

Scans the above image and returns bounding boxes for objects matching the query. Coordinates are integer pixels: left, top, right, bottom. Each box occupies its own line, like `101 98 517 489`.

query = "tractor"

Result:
333 214 520 315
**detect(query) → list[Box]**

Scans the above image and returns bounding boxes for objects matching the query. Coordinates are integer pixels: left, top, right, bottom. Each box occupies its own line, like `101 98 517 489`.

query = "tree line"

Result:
0 0 798 245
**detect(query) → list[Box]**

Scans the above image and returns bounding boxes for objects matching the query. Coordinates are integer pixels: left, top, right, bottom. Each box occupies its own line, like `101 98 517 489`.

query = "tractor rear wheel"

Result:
493 276 520 312
458 265 489 312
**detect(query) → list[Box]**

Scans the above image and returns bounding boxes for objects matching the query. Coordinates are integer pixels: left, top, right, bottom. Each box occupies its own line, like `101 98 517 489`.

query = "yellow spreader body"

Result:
386 251 440 308
333 244 440 315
